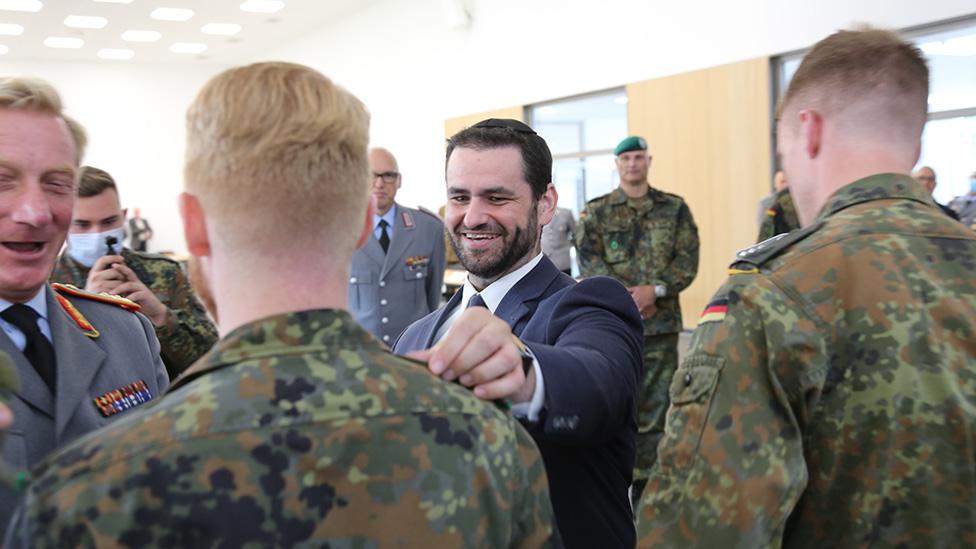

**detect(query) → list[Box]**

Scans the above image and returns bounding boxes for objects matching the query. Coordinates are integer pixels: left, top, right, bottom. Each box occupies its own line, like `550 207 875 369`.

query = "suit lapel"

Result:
0 329 54 418
495 257 562 335
361 235 386 271
425 288 463 348
381 207 416 280
47 286 106 441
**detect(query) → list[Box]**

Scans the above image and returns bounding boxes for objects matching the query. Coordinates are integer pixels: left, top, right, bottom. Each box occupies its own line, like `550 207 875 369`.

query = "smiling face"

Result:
616 149 650 187
445 146 556 290
0 109 77 302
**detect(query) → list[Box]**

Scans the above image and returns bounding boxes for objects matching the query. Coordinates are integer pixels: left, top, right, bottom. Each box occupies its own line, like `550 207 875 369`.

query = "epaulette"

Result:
416 205 442 221
729 220 823 271
51 283 142 313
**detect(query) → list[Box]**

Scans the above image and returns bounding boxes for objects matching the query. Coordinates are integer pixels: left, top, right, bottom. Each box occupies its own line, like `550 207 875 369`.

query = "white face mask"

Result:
66 227 127 267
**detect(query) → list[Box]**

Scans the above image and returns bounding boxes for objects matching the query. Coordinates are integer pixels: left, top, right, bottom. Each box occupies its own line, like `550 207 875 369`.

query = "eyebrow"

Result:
447 186 516 197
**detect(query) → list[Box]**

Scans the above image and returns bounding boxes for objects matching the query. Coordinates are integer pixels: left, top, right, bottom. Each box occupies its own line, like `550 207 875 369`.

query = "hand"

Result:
629 285 658 320
406 307 534 403
85 257 169 327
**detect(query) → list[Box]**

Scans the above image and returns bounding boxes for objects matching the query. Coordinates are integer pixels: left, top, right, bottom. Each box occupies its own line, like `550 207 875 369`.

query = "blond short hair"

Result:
779 27 928 137
184 62 370 254
0 76 87 164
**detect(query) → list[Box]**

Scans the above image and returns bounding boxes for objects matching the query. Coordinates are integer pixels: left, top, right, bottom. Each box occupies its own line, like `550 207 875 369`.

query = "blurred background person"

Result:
913 165 960 220
126 207 153 252
541 206 576 276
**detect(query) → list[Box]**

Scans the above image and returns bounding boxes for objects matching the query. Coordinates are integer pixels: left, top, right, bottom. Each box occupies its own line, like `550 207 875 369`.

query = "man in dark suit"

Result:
0 76 168 534
394 118 644 548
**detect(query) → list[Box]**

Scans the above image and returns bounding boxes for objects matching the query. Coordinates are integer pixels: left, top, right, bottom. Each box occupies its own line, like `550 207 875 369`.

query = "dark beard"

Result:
450 206 538 282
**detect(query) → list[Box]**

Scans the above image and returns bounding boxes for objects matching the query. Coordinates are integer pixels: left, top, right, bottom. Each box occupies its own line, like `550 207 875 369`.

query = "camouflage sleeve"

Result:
655 200 699 292
757 208 777 242
510 425 560 547
154 266 218 377
574 210 614 278
636 274 826 547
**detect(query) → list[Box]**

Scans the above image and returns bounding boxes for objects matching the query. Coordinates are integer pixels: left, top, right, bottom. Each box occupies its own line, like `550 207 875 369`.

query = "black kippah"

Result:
471 118 537 135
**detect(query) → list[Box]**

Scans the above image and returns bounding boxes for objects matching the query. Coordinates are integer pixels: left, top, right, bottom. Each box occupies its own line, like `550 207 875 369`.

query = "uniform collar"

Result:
816 173 933 222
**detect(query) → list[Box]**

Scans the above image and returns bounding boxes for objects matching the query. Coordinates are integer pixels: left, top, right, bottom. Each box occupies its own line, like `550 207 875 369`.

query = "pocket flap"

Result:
669 354 724 404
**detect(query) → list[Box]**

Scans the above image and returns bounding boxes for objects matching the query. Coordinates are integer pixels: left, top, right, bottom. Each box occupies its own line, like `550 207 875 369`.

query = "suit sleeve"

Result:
522 277 643 446
153 265 218 378
637 275 824 547
654 200 699 293
574 211 615 278
426 218 446 313
136 311 170 394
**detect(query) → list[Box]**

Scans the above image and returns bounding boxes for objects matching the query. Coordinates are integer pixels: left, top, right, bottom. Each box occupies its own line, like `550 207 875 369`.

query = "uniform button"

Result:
382 335 390 342
684 373 693 386
380 299 388 306
349 277 357 283
381 317 389 324
379 281 386 287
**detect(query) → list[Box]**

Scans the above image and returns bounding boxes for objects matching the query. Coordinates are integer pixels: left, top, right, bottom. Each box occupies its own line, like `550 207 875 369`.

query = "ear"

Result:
355 194 376 250
799 109 823 159
537 183 559 226
121 207 128 220
178 192 211 257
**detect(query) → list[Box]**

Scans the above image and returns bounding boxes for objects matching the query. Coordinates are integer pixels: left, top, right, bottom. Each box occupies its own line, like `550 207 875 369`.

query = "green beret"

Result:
614 136 648 156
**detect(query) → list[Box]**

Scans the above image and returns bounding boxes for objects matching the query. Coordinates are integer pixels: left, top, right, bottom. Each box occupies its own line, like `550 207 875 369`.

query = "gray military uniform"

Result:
348 204 446 345
0 284 168 533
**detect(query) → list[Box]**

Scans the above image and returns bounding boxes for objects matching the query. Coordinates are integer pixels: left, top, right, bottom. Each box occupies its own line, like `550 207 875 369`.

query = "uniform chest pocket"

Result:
403 267 427 281
601 229 631 264
657 354 724 472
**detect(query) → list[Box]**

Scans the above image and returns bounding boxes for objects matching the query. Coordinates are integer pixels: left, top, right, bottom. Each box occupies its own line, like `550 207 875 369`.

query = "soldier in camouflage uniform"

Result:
575 135 699 495
51 166 217 378
638 28 976 547
757 186 800 242
5 61 557 547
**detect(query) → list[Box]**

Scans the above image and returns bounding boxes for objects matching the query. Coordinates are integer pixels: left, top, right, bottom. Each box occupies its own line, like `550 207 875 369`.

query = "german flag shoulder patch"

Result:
51 283 142 313
698 298 728 326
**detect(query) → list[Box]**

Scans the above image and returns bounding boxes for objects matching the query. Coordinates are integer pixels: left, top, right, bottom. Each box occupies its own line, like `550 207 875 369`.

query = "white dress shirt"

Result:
0 288 53 351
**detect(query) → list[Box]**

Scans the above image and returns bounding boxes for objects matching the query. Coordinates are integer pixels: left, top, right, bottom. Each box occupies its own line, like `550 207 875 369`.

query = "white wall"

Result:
3 0 973 253
264 0 976 212
0 59 224 253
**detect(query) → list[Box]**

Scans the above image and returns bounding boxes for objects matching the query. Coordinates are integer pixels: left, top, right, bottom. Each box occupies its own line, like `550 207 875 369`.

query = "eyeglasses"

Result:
372 171 400 184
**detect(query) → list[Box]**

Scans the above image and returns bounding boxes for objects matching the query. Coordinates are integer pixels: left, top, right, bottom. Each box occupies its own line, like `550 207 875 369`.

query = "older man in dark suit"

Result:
394 119 644 548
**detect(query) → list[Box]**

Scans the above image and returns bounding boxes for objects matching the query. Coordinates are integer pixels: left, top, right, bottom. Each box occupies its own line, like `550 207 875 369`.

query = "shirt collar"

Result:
0 286 48 320
816 173 932 222
373 204 398 231
460 253 544 312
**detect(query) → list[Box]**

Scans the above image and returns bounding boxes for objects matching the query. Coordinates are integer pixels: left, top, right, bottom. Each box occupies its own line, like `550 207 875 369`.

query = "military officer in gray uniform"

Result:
0 76 168 535
349 147 446 345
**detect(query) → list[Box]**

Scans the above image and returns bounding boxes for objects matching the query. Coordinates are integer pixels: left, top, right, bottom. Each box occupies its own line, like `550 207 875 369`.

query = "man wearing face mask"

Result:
948 170 976 230
51 166 217 378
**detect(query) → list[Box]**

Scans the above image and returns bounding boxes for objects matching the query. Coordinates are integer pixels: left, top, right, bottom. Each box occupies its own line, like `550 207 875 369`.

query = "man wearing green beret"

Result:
575 135 699 502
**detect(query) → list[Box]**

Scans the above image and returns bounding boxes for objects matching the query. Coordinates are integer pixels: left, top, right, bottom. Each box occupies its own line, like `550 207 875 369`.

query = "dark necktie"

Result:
1 304 56 392
466 293 488 309
378 219 391 254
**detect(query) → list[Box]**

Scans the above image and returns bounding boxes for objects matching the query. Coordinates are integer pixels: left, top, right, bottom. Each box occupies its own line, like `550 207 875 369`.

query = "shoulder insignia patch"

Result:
731 220 823 268
698 298 728 325
53 292 100 338
52 282 142 313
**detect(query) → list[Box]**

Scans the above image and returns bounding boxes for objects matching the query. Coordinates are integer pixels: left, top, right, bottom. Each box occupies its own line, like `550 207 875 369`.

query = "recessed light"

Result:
122 30 161 42
239 0 284 14
170 42 206 54
151 8 194 22
0 0 42 13
64 15 109 29
44 36 84 49
201 23 241 36
0 44 8 55
98 48 134 60
0 23 24 35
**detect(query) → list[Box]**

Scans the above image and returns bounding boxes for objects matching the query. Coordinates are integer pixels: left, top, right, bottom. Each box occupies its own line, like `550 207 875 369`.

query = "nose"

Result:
11 182 55 228
462 197 491 228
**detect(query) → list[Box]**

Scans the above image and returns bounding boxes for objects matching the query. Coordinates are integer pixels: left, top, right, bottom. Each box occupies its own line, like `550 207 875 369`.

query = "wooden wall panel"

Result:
444 106 525 139
627 57 772 329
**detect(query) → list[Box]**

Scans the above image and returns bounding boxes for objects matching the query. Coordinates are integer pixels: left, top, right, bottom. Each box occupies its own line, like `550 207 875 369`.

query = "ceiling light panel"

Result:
170 42 206 54
151 8 194 22
98 48 134 60
240 0 284 14
0 0 42 13
64 15 109 29
0 44 8 55
201 23 241 36
122 30 161 42
0 23 24 35
44 36 84 49
94 0 133 4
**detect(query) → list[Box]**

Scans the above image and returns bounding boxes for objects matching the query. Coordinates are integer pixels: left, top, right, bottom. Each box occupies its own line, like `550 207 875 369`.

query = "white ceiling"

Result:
0 0 376 64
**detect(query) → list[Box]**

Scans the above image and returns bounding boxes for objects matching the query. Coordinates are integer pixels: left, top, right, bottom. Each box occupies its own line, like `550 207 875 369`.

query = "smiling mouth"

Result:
3 242 45 253
461 231 500 241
